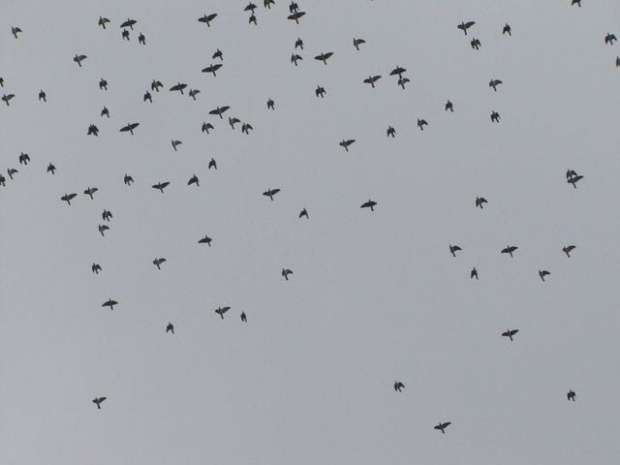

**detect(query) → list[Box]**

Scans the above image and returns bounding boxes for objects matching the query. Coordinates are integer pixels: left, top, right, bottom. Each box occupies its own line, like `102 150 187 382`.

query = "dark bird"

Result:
291 54 303 66
434 422 452 434
539 270 551 282
84 187 98 199
502 329 519 341
0 175 5 186
503 23 512 35
248 14 257 25
566 169 578 180
387 126 396 137
124 174 134 186
501 245 518 257
212 48 223 60
398 77 410 89
490 111 500 123
470 38 481 50
567 174 584 188
571 0 581 6
202 122 214 133
417 118 428 130
99 78 108 90
102 210 112 221
171 140 182 151
314 52 334 65
2 93 15 106
98 17 110 29
263 188 281 201
605 33 617 45
47 163 56 175
394 381 405 392
445 100 454 112
475 197 487 209
361 199 377 211
152 181 170 193
122 29 130 41
289 1 299 13
339 139 355 152
288 11 306 23
389 66 406 77
169 82 187 94
267 98 275 110
11 26 22 39
562 245 576 257
61 193 77 205
295 37 304 49
363 75 381 88
215 306 231 319
143 91 152 103
265 0 275 8
120 19 137 30
567 390 576 401
616 56 620 67
489 79 503 91
244 2 257 12
138 33 145 45
208 158 217 170
457 21 475 35
241 312 247 322
209 105 230 118
353 38 366 50
471 267 479 279
282 268 293 280
449 245 462 257
92 263 102 274
87 124 99 136
188 174 200 187
153 257 166 270
151 79 163 92
0 77 4 87
241 123 253 134
198 13 218 27
7 168 18 180
18 152 30 165
101 106 110 118
102 299 118 310
38 90 46 102
93 397 107 409
166 322 174 334
198 235 213 246
98 224 109 236
120 122 139 134
202 63 223 76
315 85 326 98
299 208 309 219
229 117 241 129
74 54 87 67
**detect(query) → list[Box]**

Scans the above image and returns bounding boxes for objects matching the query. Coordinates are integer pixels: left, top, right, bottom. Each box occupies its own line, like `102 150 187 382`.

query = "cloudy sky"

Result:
2 0 620 463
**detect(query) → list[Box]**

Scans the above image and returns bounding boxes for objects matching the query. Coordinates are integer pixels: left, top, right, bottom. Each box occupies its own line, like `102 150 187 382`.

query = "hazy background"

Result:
2 1 620 463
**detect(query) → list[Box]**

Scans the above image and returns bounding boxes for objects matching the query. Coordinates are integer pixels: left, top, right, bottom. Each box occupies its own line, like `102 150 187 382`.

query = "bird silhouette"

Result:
539 270 551 282
567 390 576 401
198 235 213 246
471 267 479 279
267 98 275 110
188 174 200 187
143 91 152 103
153 258 167 270
241 123 253 134
339 139 356 151
47 163 56 175
98 17 110 29
169 83 187 94
84 187 98 199
470 38 481 50
171 140 182 151
562 245 576 257
288 11 306 24
363 75 381 88
241 312 247 322
208 158 217 170
151 80 163 92
503 23 512 36
475 197 488 209
501 246 518 257
0 175 5 186
7 168 18 180
263 188 281 201
229 117 241 129
394 381 405 392
124 174 134 186
212 48 223 60
93 396 107 409
166 322 175 334
390 66 407 78
295 37 304 49
571 0 581 6
398 77 410 89
449 245 462 257
209 106 230 118
101 106 110 118
11 26 22 39
215 306 231 319
198 13 218 27
92 263 102 274
291 54 303 66
361 199 377 211
264 0 275 8
567 174 584 188
417 119 428 130
122 29 130 41
244 2 257 12
490 111 501 123
605 33 617 45
138 33 146 43
61 193 77 205
202 63 223 76
74 54 87 67
282 268 293 280
102 210 113 221
457 21 475 35
299 208 309 219
18 152 30 165
315 86 326 98
434 422 452 434
248 14 257 25
489 79 503 91
314 52 334 65
152 182 170 193
38 90 46 102
2 94 15 105
102 299 118 310
445 100 454 112
99 78 108 90
98 224 109 236
120 123 139 135
353 38 366 50
120 19 137 30
87 124 99 136
387 126 396 137
502 329 519 341
202 122 214 133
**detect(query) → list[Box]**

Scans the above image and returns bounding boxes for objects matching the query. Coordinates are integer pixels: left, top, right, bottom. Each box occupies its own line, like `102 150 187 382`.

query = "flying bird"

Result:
98 224 109 236
11 26 22 39
153 258 167 270
152 181 170 193
208 158 217 170
166 322 174 334
571 0 581 6
198 235 213 246
394 381 405 392
87 124 99 136
567 174 583 188
299 208 309 219
501 245 518 257
398 77 410 89
470 38 481 50
390 66 406 77
138 33 146 45
295 37 304 49
263 188 281 201
353 38 366 50
503 23 512 35
143 91 152 103
61 193 77 205
120 18 137 29
267 98 275 110
471 267 479 279
18 152 30 165
315 86 326 98
434 422 452 434
74 54 87 67
282 268 293 280
202 122 214 133
567 390 576 401
84 187 98 199
387 126 396 137
288 11 306 23
605 33 617 45
202 63 223 76
99 78 108 90
417 118 428 130
457 21 475 35
212 48 223 60
314 52 334 65
102 210 113 221
241 123 253 134
502 329 519 341
92 263 102 274
124 174 134 186
361 199 377 211
120 123 139 135
539 270 551 282
475 197 487 209
98 17 110 29
2 94 15 105
122 29 130 41
151 80 163 92
7 168 18 180
244 2 257 12
241 312 247 322
93 397 107 409
102 299 118 310
47 163 56 175
101 106 110 118
198 13 218 27
562 245 576 257
171 140 182 151
215 306 230 319
490 111 501 123
169 82 187 94
445 100 454 112
248 14 257 25
229 117 241 129
264 0 275 8
291 54 303 66
489 79 503 91
188 174 200 187
38 90 47 102
363 75 381 88
339 139 355 151
449 245 462 257
209 106 230 118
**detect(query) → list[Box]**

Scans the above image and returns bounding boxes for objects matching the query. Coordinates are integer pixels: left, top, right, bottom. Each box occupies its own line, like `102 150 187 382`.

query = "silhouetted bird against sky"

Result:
289 1 299 13
267 98 275 110
98 224 109 236
241 312 247 322
562 245 576 257
61 193 77 205
449 245 462 257
314 52 334 65
288 11 306 24
124 174 134 186
120 19 137 30
263 188 281 201
361 199 377 211
38 90 46 102
209 105 230 118
151 80 163 92
502 329 519 341
417 118 428 130
457 21 475 35
616 56 620 68
605 33 617 45
315 86 326 98
299 208 309 219
229 117 241 129
198 235 213 246
188 174 200 187
398 77 410 89
244 2 257 12
489 79 503 91
249 14 257 25
363 75 381 88
18 152 30 165
74 54 87 67
264 0 275 8
291 54 303 66
98 17 110 29
102 210 112 222
567 173 584 188
387 126 396 137
84 187 98 199
7 168 18 180
11 26 22 39
202 122 214 133
471 267 479 279
340 139 355 152
92 263 102 274
171 140 182 151
47 163 56 175
434 422 451 434
503 23 512 35
87 124 99 136
2 94 15 106
169 82 187 94
143 91 152 103
390 66 406 78
241 123 253 134
567 390 576 401
353 38 366 50
208 158 217 170
475 197 487 209
152 181 170 193
215 306 230 319
501 245 518 257
394 381 405 392
213 48 223 60
539 270 551 282
120 123 139 135
571 0 581 6
101 106 110 118
153 258 166 270
0 175 5 186
490 111 500 123
99 78 108 90
138 33 145 45
93 397 107 409
445 100 454 112
102 299 118 310
295 37 303 49
166 322 174 334
198 13 217 27
122 29 130 41
202 63 223 76
471 38 481 50
282 268 293 280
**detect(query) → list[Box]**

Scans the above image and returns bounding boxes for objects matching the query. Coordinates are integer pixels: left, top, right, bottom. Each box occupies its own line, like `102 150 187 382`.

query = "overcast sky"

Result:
2 1 620 464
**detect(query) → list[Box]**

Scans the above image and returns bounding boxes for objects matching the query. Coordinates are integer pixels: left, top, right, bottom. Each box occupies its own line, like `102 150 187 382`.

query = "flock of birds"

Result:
1 0 615 445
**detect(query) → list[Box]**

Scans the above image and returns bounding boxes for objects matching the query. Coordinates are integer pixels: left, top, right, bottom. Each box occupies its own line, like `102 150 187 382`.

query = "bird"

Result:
212 48 223 60
0 77 3 87
503 23 512 36
7 168 18 180
315 86 326 98
73 54 87 67
47 163 56 175
299 208 309 219
124 174 134 186
539 270 551 282
153 258 166 270
18 152 30 165
122 29 130 41
314 52 334 65
470 38 481 50
0 175 5 186
202 63 223 76
38 90 46 102
102 210 112 222
363 75 381 88
567 390 576 401
143 91 152 103
501 245 518 257
101 106 110 118
390 66 406 78
571 0 581 6
475 197 488 209
567 174 584 188
92 263 102 274
241 123 253 134
267 98 275 110
398 77 410 89
120 123 139 135
120 18 137 29
291 54 303 66
471 267 479 279
263 188 281 201
616 56 620 68
87 124 99 136
264 0 275 8
289 1 299 13
187 174 200 187
99 78 108 91
339 139 355 152
282 268 293 280
244 2 257 12
198 13 218 27
394 381 405 392
562 245 576 257
2 94 15 106
169 82 187 94
11 26 22 39
61 193 77 205
605 33 617 45
229 117 241 129
566 169 578 180
489 79 503 91
215 306 231 319
171 140 182 151
151 79 163 92
102 299 118 310
98 16 110 29
92 397 107 409
152 181 170 193
361 199 377 211
353 38 366 50
434 422 451 434
294 37 304 49
449 245 462 257
209 105 230 118
490 111 501 123
166 322 174 334
198 235 213 246
502 329 519 341
248 13 257 25
288 11 306 23
202 122 214 133
417 118 428 130
208 158 217 170
84 187 98 199
241 312 247 322
445 100 454 112
387 126 396 137
98 224 109 236
457 21 475 35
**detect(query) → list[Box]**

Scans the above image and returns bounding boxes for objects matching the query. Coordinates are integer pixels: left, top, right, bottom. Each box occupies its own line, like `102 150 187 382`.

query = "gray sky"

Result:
2 0 620 463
